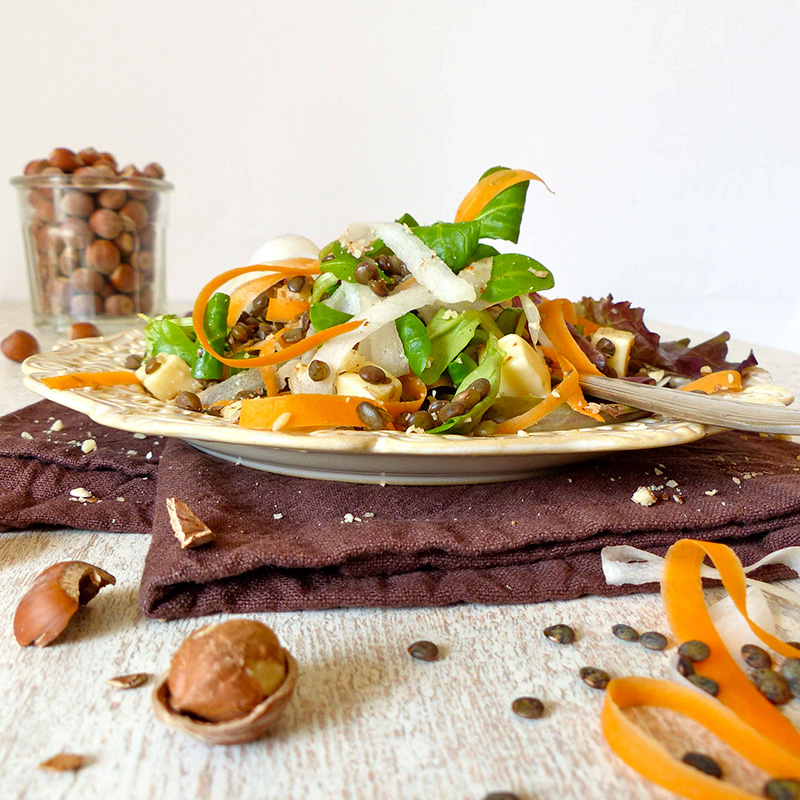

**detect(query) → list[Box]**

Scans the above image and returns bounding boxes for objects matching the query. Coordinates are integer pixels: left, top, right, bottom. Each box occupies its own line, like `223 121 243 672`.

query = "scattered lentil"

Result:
124 354 142 370
764 778 800 800
741 644 772 669
175 391 202 412
681 752 722 779
282 327 305 343
144 357 160 374
677 655 695 678
308 360 329 382
511 697 544 719
580 666 610 690
751 668 792 705
482 794 520 800
356 402 391 430
780 659 800 697
679 640 711 663
359 365 390 385
544 624 575 644
639 631 668 651
406 410 435 431
353 261 379 285
612 624 639 642
407 641 438 662
287 275 306 293
687 674 719 696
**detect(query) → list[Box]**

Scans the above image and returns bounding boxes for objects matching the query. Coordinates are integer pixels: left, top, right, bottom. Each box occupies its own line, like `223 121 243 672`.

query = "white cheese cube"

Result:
590 327 635 378
335 367 402 402
135 354 202 402
497 334 552 398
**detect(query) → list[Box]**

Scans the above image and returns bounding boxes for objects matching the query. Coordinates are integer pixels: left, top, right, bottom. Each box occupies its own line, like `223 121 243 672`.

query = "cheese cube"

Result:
497 334 551 398
590 327 635 378
135 354 202 402
335 366 402 402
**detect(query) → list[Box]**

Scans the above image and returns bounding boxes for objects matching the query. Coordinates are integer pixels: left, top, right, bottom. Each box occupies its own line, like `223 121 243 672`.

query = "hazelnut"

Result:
98 188 127 210
24 159 50 176
29 193 55 224
115 231 135 255
86 239 121 275
48 148 83 173
13 561 115 646
70 293 103 317
59 217 93 249
90 208 124 240
152 620 297 745
60 190 94 218
96 152 118 169
98 280 115 299
70 267 105 294
139 224 156 249
2 329 40 362
77 147 100 165
142 162 165 180
119 164 138 179
48 278 73 313
105 293 134 316
68 322 102 339
40 166 65 177
92 162 117 180
119 200 148 230
71 166 105 192
137 286 154 313
58 248 81 275
131 250 154 277
110 263 137 292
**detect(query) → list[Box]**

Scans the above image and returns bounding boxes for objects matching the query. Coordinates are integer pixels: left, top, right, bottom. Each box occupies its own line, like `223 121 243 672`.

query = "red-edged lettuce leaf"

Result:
574 295 757 379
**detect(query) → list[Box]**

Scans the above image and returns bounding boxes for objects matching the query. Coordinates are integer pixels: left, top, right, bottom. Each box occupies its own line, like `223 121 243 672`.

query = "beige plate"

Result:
21 329 795 485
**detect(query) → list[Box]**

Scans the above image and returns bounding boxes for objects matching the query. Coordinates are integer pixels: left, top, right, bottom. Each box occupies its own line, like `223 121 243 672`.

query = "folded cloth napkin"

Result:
2 400 799 619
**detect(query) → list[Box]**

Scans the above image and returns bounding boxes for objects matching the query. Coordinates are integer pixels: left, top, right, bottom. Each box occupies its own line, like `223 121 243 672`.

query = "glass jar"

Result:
11 172 173 331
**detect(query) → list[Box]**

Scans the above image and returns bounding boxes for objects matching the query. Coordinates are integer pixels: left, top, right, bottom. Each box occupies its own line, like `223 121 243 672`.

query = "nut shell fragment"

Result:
107 672 150 690
13 561 116 646
38 753 85 772
152 649 297 745
166 497 215 549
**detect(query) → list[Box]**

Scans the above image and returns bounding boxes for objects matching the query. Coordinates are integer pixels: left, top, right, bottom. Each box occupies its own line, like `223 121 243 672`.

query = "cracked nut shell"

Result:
13 561 116 646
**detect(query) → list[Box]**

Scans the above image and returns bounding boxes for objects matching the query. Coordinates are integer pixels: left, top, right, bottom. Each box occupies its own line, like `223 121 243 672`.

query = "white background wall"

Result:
1 0 798 353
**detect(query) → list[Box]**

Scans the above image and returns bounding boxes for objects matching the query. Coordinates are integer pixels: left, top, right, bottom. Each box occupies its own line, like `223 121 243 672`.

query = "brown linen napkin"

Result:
140 429 800 619
3 401 798 618
0 400 160 533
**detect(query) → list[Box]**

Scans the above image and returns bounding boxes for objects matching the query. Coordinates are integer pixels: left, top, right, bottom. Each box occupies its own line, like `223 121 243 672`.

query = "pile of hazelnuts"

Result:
20 147 167 320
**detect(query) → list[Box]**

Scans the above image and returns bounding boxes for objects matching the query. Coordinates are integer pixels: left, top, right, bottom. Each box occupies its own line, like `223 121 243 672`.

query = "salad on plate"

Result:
42 167 757 436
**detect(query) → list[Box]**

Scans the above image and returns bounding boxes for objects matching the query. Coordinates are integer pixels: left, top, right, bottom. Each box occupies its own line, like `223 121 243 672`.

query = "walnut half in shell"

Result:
151 619 297 745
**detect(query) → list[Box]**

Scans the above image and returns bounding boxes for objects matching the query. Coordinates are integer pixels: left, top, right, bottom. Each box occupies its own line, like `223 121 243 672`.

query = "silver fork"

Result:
579 374 800 434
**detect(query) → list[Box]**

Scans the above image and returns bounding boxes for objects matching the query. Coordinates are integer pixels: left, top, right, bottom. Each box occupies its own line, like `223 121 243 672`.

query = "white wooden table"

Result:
1 302 798 800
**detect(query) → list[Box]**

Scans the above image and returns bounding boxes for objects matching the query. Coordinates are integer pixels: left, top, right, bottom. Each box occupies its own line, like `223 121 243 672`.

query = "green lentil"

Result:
752 668 792 705
639 631 668 651
780 658 800 698
741 644 772 669
612 624 639 642
544 624 575 644
687 674 719 696
764 778 800 800
407 641 438 662
678 640 711 663
681 752 723 779
511 697 544 719
580 666 610 690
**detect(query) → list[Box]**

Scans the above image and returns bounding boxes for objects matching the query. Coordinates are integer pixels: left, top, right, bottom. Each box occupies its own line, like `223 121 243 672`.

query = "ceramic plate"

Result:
21 329 794 484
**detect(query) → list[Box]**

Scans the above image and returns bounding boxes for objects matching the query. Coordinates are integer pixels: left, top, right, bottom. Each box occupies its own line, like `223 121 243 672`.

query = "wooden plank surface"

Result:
1 304 798 800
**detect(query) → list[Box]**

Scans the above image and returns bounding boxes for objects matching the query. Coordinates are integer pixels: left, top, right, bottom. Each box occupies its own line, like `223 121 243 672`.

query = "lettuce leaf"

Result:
395 312 431 378
142 314 198 368
429 335 503 434
309 302 352 332
412 221 482 273
473 166 529 243
480 254 554 304
420 309 482 384
575 295 757 378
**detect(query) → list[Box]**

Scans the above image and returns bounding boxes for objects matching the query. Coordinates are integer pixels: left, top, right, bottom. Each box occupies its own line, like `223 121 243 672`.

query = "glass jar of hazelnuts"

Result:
11 147 173 331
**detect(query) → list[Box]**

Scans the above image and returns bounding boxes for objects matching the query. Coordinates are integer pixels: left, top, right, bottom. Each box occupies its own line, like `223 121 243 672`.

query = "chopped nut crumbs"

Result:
20 431 33 440
665 479 678 488
704 489 719 496
363 512 375 518
342 513 354 523
273 513 283 520
700 366 712 374
654 467 663 476
631 486 657 507
272 411 291 432
126 450 138 456
49 419 64 432
70 487 92 498
133 433 147 439
81 439 97 453
732 477 741 485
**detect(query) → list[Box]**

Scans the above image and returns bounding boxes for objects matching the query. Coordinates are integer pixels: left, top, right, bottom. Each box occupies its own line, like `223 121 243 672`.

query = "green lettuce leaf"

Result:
395 312 431 379
447 351 477 385
309 302 352 332
480 254 554 304
142 314 198 368
473 165 529 243
421 309 482 384
429 335 503 434
412 221 482 273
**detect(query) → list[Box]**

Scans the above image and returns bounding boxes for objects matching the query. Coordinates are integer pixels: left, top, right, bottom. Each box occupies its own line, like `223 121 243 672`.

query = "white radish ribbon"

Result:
601 544 800 603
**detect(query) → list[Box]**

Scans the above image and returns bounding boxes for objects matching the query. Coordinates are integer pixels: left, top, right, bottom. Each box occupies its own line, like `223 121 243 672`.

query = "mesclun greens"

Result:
142 314 198 369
